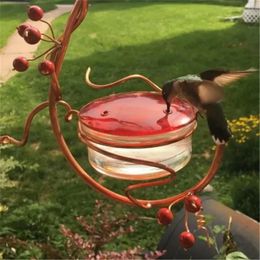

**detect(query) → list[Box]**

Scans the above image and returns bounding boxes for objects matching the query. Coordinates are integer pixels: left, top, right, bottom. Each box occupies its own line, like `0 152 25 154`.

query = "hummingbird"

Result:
162 69 256 144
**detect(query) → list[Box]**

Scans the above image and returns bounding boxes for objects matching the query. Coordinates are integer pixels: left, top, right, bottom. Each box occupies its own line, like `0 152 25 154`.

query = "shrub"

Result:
1 202 61 241
231 174 259 221
223 115 259 173
0 200 165 259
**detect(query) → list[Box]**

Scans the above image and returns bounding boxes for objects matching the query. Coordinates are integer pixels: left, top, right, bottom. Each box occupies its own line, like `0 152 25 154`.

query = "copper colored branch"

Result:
51 0 88 76
0 101 49 146
28 45 58 62
47 46 60 65
40 19 56 39
50 71 62 100
41 38 55 43
195 211 211 246
41 33 61 45
57 100 79 122
85 67 162 92
184 210 190 232
125 172 176 208
150 144 225 207
71 0 88 32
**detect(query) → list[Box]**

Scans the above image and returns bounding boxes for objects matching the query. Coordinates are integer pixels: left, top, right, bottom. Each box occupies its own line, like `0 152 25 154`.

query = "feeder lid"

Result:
79 91 197 137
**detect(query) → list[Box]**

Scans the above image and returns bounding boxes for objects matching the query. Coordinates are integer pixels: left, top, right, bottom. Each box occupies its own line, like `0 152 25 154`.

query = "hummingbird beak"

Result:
164 94 175 114
162 94 173 114
166 101 171 113
162 82 175 114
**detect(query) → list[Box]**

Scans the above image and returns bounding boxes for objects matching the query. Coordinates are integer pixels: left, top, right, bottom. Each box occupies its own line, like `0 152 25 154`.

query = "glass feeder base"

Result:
87 137 192 180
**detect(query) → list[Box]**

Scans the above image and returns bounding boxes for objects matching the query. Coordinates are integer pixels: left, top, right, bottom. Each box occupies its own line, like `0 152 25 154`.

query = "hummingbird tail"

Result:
204 103 232 144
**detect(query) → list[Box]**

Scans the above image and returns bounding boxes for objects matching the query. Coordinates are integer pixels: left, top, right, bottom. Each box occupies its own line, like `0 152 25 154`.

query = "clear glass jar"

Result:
79 91 197 180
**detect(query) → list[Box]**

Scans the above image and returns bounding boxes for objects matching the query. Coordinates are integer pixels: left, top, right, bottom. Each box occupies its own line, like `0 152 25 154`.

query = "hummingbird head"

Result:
162 80 177 113
162 80 178 113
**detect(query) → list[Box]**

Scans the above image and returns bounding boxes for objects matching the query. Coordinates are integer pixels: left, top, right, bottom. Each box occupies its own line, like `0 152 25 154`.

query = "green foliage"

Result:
226 251 249 260
1 202 62 241
231 174 259 221
223 137 259 173
0 236 64 259
60 200 142 258
199 219 249 260
0 148 21 189
1 242 43 260
223 115 259 173
0 201 164 259
224 136 259 176
0 154 20 176
221 115 259 221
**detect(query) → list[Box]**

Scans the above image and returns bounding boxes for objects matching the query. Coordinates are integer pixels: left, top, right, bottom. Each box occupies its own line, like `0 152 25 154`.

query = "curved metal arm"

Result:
0 101 49 146
85 67 162 92
58 100 79 122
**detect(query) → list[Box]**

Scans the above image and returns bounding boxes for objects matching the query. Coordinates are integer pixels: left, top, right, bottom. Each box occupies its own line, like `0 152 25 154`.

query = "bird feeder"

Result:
78 91 197 180
0 0 226 250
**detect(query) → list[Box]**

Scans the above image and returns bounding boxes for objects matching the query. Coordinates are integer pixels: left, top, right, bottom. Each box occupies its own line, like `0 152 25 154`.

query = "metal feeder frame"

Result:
0 0 225 210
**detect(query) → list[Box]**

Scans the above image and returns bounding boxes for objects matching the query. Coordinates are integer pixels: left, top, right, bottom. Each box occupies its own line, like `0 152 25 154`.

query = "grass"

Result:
0 0 246 48
31 0 247 5
0 1 259 258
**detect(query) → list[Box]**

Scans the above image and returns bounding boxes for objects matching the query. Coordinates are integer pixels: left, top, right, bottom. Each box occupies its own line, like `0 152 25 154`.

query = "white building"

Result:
243 0 260 23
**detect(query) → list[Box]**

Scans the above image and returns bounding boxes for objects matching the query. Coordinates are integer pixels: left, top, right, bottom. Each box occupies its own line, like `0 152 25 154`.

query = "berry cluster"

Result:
13 5 56 76
156 194 202 250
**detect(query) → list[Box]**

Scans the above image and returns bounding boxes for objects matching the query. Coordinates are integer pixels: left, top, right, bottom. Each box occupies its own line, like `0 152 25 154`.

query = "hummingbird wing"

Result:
200 69 257 87
200 69 229 81
197 81 224 104
203 103 232 144
176 80 223 107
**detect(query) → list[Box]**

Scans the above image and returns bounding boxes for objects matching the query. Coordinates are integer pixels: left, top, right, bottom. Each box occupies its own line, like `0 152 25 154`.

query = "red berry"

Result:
179 231 195 249
27 5 44 21
157 208 173 225
17 23 31 37
184 195 202 213
13 57 29 72
38 60 55 75
23 27 41 45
